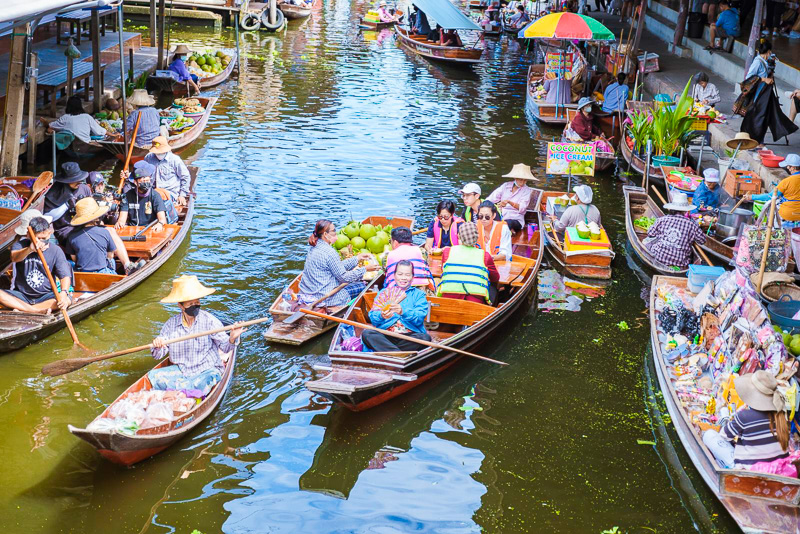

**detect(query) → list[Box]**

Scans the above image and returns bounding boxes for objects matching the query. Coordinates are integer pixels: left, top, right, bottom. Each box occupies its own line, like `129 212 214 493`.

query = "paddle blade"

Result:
41 356 96 376
282 311 305 324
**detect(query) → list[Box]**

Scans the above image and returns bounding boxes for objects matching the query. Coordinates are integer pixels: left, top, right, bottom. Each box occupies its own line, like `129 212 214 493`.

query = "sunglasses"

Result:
477 214 493 221
438 214 452 221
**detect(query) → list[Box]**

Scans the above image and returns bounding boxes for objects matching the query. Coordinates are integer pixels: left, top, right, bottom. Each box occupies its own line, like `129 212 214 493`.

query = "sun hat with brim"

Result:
173 44 191 55
55 161 89 184
503 163 538 181
703 168 720 183
128 89 155 107
735 371 785 412
779 153 800 168
577 97 595 111
663 191 693 211
161 275 216 303
70 197 110 226
726 132 759 151
16 209 52 236
458 222 479 247
573 184 593 204
459 182 481 196
149 136 172 155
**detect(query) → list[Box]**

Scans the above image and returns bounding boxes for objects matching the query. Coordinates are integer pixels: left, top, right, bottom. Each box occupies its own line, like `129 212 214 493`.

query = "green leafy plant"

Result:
650 79 696 157
627 110 652 153
125 71 149 97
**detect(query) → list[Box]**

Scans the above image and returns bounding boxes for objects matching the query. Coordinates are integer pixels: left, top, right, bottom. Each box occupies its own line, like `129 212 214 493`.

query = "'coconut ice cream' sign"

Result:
546 142 596 177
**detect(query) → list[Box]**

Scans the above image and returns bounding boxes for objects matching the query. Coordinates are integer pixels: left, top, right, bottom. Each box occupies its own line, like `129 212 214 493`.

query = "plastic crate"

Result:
687 265 725 293
723 169 761 198
690 117 709 131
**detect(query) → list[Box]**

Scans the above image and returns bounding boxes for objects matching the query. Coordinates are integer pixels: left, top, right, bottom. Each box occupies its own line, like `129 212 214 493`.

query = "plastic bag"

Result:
141 402 173 429
86 418 118 432
108 399 146 425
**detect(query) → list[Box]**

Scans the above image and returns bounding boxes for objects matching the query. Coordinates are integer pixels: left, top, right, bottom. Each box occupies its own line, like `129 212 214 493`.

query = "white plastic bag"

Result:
108 399 146 425
141 402 174 429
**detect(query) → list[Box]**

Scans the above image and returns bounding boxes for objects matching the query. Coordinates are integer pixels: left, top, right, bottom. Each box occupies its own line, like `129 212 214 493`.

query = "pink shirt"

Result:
487 181 533 224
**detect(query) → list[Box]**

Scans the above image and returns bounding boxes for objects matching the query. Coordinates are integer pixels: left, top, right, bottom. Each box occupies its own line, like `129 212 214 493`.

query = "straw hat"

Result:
70 197 110 226
128 89 155 107
734 371 785 412
161 275 216 303
725 132 758 151
502 163 538 181
663 191 693 211
173 44 191 55
16 209 52 236
458 222 479 247
149 136 172 155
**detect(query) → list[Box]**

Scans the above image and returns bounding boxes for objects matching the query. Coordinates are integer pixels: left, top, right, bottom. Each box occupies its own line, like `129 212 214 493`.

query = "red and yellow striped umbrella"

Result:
518 13 616 41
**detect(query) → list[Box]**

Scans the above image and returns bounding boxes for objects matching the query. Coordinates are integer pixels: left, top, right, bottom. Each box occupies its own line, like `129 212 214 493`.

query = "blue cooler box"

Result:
687 265 725 293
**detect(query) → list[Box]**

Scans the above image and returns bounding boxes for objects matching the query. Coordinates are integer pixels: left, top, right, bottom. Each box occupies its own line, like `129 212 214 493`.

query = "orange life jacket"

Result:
477 221 505 255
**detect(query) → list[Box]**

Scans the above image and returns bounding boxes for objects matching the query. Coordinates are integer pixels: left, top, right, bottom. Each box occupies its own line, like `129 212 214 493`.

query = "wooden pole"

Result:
745 0 765 77
26 53 38 166
627 0 647 73
150 0 157 47
91 9 102 113
158 0 166 70
756 190 778 293
270 0 277 25
66 56 74 98
117 3 129 161
0 24 29 177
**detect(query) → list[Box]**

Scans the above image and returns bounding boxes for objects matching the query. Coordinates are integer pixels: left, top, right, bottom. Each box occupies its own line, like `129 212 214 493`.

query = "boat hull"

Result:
395 27 483 65
279 3 312 19
620 134 665 186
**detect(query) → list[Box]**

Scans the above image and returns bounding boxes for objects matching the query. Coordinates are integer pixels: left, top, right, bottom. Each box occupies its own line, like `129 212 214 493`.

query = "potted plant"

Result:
651 79 696 167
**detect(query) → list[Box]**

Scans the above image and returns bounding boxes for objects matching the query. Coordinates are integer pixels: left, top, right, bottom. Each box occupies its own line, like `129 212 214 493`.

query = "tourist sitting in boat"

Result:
44 162 93 247
68 197 145 275
571 97 603 142
298 219 378 308
441 29 463 47
88 172 119 226
425 200 464 253
703 371 789 470
43 95 106 144
644 192 706 268
115 162 175 233
745 153 800 228
0 214 73 314
169 44 201 96
692 71 721 106
479 12 500 32
377 1 398 22
487 163 536 234
126 89 166 147
476 200 512 261
601 72 629 112
385 227 433 290
144 136 190 206
150 275 244 395
460 182 482 223
437 222 500 305
692 169 721 210
363 260 432 352
411 7 431 35
506 4 530 29
543 75 572 105
552 185 601 234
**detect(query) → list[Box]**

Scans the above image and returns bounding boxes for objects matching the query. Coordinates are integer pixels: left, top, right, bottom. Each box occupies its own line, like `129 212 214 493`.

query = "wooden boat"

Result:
536 190 614 279
620 131 664 185
149 51 237 96
68 345 236 466
0 174 52 267
562 109 616 172
395 27 483 65
359 15 400 31
305 213 543 411
263 215 415 345
650 275 800 532
0 167 199 353
93 97 217 163
279 1 312 20
525 64 576 125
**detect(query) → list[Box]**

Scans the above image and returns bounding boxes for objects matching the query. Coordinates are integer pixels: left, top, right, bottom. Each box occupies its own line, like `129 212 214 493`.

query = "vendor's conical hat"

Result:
173 44 191 55
725 132 758 151
161 275 216 303
502 163 538 181
128 89 155 107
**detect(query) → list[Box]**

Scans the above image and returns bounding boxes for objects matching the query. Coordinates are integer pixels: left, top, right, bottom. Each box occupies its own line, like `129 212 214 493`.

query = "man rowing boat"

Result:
150 275 244 394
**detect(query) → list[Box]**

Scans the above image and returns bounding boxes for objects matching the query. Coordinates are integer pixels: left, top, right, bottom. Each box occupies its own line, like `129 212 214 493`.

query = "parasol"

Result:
518 13 616 41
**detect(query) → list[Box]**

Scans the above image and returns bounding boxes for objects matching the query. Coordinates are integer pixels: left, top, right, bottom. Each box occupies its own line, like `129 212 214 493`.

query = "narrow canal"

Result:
2 3 738 532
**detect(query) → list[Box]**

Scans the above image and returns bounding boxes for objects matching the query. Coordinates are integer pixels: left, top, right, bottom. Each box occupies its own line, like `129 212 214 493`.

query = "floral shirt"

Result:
645 214 707 268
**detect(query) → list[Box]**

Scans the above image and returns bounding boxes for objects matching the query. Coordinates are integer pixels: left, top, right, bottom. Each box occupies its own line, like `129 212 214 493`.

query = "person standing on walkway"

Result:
764 0 787 36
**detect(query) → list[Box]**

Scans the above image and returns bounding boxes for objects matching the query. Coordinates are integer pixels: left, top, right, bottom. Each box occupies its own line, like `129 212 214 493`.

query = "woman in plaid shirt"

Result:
644 192 706 268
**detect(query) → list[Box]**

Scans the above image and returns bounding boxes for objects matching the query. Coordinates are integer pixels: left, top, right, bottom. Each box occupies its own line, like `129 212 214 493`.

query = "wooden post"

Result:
129 47 134 75
157 0 166 69
627 0 647 73
91 9 102 113
66 56 74 98
118 3 129 160
0 24 29 177
26 53 38 166
270 0 277 25
150 0 157 47
673 0 689 48
745 0 765 77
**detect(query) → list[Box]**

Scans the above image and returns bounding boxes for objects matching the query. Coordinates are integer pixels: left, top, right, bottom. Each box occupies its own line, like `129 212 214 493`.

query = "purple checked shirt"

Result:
151 310 235 376
486 181 533 225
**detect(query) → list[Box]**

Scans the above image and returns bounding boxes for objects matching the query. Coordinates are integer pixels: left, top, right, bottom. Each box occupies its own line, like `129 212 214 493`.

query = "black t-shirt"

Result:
11 239 72 301
121 188 166 226
68 225 116 272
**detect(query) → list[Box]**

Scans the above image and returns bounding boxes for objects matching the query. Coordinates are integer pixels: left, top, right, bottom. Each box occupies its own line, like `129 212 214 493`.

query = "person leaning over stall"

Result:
692 168 721 210
460 183 482 223
552 185 602 233
384 227 434 290
601 72 629 112
425 200 464 253
150 275 244 394
44 161 93 247
438 222 500 305
43 95 106 144
475 200 513 262
115 162 173 232
169 44 201 95
486 163 536 235
691 72 721 106
0 215 73 314
746 153 800 228
644 192 706 268
297 219 379 308
363 260 432 353
126 89 166 147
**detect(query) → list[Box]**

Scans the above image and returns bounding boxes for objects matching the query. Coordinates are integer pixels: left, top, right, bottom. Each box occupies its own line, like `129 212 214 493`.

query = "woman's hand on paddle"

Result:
152 336 166 349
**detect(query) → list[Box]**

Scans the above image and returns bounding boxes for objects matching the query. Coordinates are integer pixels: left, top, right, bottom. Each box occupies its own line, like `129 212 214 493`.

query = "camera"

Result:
767 53 777 78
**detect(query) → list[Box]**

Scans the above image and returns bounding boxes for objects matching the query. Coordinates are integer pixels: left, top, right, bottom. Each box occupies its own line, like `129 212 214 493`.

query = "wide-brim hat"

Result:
161 275 216 303
70 197 110 226
735 371 784 412
128 89 155 107
173 44 191 55
16 209 52 235
503 163 538 181
55 161 88 184
663 191 693 211
726 132 758 151
149 136 172 154
577 96 595 111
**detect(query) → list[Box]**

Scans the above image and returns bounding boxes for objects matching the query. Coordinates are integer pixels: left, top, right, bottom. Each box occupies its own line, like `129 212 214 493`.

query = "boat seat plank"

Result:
119 224 178 259
73 272 125 292
428 256 534 286
0 206 22 225
428 296 494 326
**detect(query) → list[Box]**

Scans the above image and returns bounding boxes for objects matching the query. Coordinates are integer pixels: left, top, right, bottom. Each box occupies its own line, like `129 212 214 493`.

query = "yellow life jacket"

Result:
436 245 490 303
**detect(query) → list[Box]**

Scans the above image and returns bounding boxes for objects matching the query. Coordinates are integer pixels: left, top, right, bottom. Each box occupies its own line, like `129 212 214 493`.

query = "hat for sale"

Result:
779 153 800 168
725 132 758 151
459 182 482 196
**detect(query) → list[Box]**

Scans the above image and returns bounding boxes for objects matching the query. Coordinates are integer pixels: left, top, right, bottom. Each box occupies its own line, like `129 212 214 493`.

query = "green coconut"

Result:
790 338 800 356
782 332 792 346
367 236 384 254
351 236 366 250
376 231 390 247
333 234 350 250
343 223 361 239
360 224 377 240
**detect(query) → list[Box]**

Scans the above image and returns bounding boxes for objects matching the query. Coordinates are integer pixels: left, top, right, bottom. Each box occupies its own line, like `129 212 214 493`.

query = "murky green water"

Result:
1 5 741 533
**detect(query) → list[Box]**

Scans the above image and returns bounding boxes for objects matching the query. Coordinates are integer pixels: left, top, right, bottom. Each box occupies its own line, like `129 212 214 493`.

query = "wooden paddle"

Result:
282 283 348 324
20 172 53 212
42 315 267 377
412 228 427 236
728 196 747 213
755 190 779 294
298 308 508 366
117 112 142 195
27 226 87 349
649 185 715 267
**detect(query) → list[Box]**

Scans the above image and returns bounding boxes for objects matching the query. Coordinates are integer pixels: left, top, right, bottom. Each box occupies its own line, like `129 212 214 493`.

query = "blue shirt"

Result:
67 225 116 272
746 55 769 79
602 82 629 112
169 58 192 82
691 182 720 209
368 286 429 334
126 106 161 146
716 8 740 38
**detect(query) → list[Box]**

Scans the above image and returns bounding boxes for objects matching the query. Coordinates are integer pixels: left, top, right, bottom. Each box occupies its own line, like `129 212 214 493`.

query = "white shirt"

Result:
691 82 721 105
48 113 106 143
479 222 513 261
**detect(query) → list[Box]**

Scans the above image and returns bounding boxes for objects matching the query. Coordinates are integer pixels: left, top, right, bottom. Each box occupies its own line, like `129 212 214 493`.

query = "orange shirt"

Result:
777 173 800 221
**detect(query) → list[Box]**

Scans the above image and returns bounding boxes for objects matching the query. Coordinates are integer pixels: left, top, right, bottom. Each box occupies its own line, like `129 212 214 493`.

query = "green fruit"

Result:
197 56 206 66
367 236 384 254
376 230 390 246
351 236 366 250
343 223 360 239
359 224 377 240
774 325 783 333
216 50 225 58
783 332 792 346
334 234 350 250
790 339 800 356
793 334 800 343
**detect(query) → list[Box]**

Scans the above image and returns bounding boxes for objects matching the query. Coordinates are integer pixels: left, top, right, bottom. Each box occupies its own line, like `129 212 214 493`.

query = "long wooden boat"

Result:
263 215 415 345
0 167 199 353
0 173 52 267
68 345 236 466
359 15 399 31
306 213 543 411
279 2 312 19
536 190 614 279
173 50 237 96
525 64 576 124
395 27 483 65
562 107 620 172
650 275 800 532
93 97 217 163
620 132 664 185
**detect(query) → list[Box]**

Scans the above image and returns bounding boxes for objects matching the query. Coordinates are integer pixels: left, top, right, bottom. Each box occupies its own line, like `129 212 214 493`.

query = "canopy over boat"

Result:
518 12 615 41
411 0 481 30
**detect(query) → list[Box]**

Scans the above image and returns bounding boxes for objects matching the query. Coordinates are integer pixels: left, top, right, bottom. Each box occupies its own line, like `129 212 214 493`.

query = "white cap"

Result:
779 153 800 168
573 184 593 204
703 168 720 183
459 183 481 196
16 209 53 236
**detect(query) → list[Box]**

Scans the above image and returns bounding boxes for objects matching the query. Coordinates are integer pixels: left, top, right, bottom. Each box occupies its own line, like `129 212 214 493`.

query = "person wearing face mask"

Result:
149 275 244 394
126 136 190 206
44 162 93 246
116 162 176 232
486 163 537 234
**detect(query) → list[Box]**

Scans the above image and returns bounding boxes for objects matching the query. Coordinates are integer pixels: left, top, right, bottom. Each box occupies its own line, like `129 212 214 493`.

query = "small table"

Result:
37 61 108 116
56 8 117 45
118 224 177 259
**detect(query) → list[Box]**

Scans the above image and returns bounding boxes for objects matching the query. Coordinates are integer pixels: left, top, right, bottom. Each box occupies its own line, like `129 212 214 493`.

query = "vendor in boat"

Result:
486 163 536 234
441 29 463 47
411 7 431 35
377 1 399 22
126 89 166 147
68 197 145 275
745 153 800 228
506 4 530 30
692 168 721 210
0 214 73 314
363 260 432 352
644 192 706 268
543 75 571 105
476 200 512 261
143 136 190 206
43 95 106 144
601 72 629 112
298 219 379 308
385 227 433 290
169 44 201 96
425 200 464 253
459 183 482 223
703 371 789 470
44 162 93 246
115 162 174 232
150 275 244 394
571 97 603 142
692 71 721 106
437 222 500 305
552 185 601 233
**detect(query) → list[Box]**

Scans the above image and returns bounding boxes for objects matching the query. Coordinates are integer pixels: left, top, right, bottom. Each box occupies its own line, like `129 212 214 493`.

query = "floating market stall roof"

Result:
518 12 616 41
411 0 481 31
1 0 112 35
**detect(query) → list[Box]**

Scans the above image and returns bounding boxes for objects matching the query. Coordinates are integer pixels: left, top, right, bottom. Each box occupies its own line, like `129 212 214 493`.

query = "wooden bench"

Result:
118 224 178 260
37 61 108 116
428 256 533 287
361 292 494 328
56 8 117 45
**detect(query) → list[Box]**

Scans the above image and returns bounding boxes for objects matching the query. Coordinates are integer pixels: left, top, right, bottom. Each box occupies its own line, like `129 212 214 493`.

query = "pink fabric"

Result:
750 451 800 478
432 217 463 248
486 181 533 225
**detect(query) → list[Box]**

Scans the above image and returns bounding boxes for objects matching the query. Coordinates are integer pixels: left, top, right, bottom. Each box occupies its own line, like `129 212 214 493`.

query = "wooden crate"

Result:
724 170 762 198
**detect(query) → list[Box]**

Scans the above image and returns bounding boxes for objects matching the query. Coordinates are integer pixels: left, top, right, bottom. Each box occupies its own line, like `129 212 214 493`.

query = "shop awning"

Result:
411 0 481 31
1 0 113 30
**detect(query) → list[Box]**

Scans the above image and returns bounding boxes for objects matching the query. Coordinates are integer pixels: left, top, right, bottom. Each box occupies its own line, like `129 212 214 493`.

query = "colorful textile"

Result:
735 225 791 274
298 241 365 307
518 12 615 40
150 310 234 376
147 364 222 396
644 215 707 268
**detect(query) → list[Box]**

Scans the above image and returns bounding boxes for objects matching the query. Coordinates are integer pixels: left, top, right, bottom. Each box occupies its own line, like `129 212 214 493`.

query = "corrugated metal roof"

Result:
2 1 94 24
411 0 480 31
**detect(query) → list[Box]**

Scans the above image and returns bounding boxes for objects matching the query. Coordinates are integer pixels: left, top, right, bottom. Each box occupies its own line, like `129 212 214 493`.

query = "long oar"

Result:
649 185 715 266
27 227 87 349
117 112 142 195
282 283 348 324
412 228 427 236
298 308 508 366
20 172 53 212
755 190 778 294
42 315 269 377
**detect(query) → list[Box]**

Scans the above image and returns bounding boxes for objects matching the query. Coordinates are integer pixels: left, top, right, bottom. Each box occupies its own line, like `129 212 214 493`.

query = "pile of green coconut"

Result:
333 221 393 261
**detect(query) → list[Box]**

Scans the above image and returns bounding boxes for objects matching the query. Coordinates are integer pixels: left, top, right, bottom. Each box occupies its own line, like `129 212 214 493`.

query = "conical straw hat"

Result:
161 275 216 303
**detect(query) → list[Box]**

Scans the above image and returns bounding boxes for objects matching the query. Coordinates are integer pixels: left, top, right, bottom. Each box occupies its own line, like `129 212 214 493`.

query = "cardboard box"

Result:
724 170 762 198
